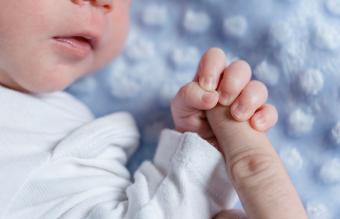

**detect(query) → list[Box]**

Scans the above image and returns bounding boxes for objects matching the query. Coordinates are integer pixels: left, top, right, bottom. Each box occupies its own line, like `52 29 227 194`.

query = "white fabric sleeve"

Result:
2 113 237 219
126 129 237 218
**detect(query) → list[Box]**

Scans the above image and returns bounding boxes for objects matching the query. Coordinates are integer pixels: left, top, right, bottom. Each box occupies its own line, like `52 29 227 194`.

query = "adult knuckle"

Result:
229 148 278 188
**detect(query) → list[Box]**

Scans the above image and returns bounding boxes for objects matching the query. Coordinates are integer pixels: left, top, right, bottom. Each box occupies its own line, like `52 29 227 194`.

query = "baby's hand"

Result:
171 48 278 143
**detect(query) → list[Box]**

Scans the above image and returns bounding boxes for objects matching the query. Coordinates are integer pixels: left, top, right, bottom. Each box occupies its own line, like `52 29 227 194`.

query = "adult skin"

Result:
207 105 308 219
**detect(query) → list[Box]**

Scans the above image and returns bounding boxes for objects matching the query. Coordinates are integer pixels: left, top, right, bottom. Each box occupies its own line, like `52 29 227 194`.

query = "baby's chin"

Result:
15 79 70 94
15 66 88 94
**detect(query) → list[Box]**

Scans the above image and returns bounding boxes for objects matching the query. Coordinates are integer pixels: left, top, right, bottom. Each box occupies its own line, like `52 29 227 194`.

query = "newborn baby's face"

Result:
0 0 131 93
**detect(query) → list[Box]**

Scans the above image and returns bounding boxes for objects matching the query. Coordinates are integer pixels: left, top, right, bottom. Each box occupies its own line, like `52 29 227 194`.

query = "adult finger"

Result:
206 105 308 219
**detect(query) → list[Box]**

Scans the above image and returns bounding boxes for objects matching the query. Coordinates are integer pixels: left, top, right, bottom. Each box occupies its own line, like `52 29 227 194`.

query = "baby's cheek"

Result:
92 7 130 71
110 2 131 52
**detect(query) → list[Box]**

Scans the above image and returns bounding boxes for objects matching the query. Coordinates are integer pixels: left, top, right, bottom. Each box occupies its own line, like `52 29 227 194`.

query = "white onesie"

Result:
0 85 237 219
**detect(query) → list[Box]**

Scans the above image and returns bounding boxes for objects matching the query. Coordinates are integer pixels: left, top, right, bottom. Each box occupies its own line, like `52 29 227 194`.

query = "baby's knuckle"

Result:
221 75 243 94
232 59 251 73
178 83 191 99
252 80 267 91
229 148 278 188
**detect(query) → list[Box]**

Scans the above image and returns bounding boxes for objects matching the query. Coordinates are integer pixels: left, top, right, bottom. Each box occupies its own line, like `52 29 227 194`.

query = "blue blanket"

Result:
68 0 340 218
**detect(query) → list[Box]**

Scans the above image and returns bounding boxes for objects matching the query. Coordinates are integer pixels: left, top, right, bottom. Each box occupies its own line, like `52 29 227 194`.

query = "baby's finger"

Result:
172 81 219 114
250 104 278 132
230 80 268 122
196 48 227 91
173 112 214 139
218 60 252 106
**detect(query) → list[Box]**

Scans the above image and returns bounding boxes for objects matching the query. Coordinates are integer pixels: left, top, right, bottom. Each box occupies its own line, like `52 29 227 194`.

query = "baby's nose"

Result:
72 0 113 13
92 0 113 12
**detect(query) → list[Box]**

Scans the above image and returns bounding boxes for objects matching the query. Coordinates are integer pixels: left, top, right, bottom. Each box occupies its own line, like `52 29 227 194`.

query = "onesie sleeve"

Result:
125 129 237 218
3 113 237 219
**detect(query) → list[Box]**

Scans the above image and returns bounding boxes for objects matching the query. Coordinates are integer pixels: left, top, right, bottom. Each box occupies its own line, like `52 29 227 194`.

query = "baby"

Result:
0 0 306 218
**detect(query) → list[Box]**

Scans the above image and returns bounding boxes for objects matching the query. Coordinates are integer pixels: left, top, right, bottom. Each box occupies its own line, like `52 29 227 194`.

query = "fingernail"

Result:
219 91 233 106
231 102 248 120
200 76 215 91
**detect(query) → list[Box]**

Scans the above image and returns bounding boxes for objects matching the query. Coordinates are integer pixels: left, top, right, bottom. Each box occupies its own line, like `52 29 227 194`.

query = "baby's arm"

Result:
206 105 307 219
3 113 236 219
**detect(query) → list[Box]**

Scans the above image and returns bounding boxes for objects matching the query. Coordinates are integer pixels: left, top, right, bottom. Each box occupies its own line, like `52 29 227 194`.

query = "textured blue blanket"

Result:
68 0 340 218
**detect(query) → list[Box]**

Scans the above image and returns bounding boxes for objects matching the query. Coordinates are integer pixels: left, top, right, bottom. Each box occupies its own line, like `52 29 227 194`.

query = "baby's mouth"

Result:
53 36 95 50
52 34 98 60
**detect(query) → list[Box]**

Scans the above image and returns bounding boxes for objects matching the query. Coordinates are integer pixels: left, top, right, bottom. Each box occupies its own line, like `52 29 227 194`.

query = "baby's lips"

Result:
53 31 100 50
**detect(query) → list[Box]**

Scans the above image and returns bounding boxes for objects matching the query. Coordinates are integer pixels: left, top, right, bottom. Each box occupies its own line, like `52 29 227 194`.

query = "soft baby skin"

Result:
0 0 131 93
